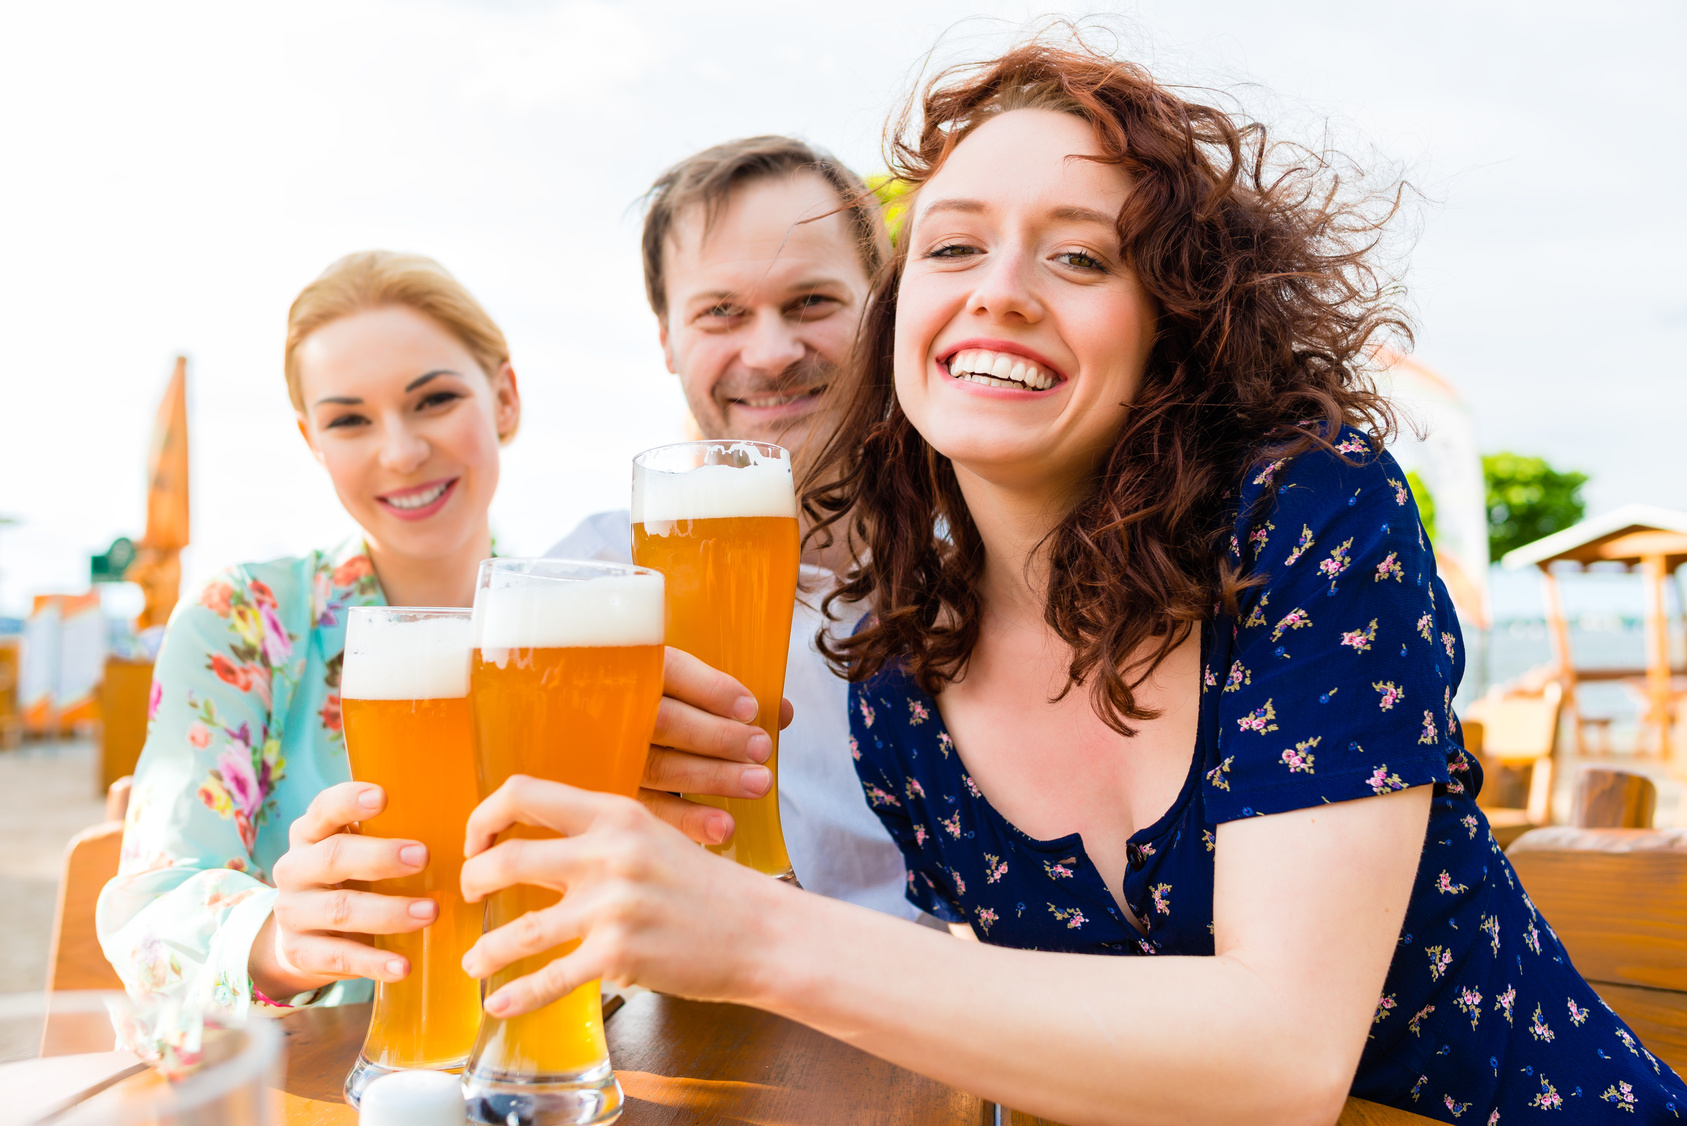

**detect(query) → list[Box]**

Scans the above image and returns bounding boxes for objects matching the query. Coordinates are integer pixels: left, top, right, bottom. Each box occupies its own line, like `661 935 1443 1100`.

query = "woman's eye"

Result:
418 390 462 410
925 243 979 259
323 413 368 431
1056 250 1107 272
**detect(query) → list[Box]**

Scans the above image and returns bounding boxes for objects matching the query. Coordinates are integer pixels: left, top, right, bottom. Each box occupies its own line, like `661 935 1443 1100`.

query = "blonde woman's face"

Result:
295 305 518 564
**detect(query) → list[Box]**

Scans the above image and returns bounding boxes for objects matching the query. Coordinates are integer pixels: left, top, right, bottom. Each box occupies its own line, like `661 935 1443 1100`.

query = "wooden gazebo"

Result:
1502 504 1687 758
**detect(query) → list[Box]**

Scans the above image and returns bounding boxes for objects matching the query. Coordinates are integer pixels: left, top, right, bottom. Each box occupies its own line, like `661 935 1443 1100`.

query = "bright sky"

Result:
1 0 1682 617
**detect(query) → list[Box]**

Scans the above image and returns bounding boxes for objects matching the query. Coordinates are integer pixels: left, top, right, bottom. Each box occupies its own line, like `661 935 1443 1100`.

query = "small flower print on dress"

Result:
1150 883 1172 915
984 853 1008 883
1616 1027 1641 1057
1437 870 1469 894
1417 612 1434 641
1529 1075 1563 1109
1336 435 1370 456
1252 458 1287 485
1284 525 1315 565
963 774 981 798
1319 538 1354 579
1444 1095 1472 1117
1374 994 1397 1024
1271 607 1313 641
1524 922 1542 955
1237 700 1278 734
1367 765 1407 794
1201 829 1215 852
1411 1075 1429 1100
1206 756 1234 790
1242 594 1270 630
864 784 900 809
1426 945 1453 981
1480 914 1500 955
1375 552 1404 582
1462 814 1480 839
1373 681 1405 710
905 778 926 800
858 699 876 728
1248 521 1274 556
1387 477 1410 506
1454 985 1483 1029
1530 1004 1555 1042
1419 711 1439 745
1048 904 1087 930
936 732 953 758
1601 1080 1637 1112
1045 858 1075 879
941 811 962 838
975 907 998 935
908 699 929 725
1340 619 1378 651
1568 999 1589 1026
1494 986 1517 1026
1223 661 1251 692
1280 737 1319 773
1409 1006 1435 1037
1442 632 1457 659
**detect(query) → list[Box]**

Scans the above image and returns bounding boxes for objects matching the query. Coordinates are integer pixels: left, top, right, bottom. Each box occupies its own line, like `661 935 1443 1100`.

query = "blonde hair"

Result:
285 250 517 441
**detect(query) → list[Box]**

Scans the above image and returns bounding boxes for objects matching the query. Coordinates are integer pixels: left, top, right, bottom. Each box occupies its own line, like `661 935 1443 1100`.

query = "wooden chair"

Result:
1571 768 1657 829
1507 826 1687 1075
40 778 131 1055
1463 682 1562 847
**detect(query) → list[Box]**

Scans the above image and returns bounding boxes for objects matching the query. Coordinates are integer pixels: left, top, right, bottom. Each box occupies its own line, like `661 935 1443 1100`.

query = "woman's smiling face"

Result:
895 107 1157 499
295 304 517 565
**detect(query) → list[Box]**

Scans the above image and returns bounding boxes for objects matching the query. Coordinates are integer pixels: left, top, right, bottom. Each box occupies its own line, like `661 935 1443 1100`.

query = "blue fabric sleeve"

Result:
1204 437 1460 822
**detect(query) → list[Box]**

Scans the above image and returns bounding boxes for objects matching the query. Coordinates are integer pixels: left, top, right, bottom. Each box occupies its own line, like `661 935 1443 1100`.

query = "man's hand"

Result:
638 647 794 846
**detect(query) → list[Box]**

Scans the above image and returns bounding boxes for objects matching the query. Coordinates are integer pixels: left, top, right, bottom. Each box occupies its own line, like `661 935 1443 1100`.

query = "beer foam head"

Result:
633 445 797 524
342 610 472 700
475 570 664 649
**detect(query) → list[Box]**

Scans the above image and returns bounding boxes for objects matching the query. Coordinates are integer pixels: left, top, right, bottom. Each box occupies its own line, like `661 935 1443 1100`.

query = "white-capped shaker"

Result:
358 1070 468 1126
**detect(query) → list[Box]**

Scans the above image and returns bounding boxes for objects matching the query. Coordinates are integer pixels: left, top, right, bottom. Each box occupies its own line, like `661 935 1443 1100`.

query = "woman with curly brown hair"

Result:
451 38 1687 1124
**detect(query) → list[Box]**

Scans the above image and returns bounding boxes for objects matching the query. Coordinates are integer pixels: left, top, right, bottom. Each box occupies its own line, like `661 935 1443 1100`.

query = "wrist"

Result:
246 914 330 1001
726 873 823 1013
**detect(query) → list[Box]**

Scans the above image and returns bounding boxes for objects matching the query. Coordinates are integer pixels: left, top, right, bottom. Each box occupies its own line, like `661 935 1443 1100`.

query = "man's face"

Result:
659 171 872 454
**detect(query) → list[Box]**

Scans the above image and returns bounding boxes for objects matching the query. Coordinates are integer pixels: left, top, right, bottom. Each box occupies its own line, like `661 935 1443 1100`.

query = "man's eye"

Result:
1056 250 1107 271
925 243 978 259
702 304 744 319
789 295 838 320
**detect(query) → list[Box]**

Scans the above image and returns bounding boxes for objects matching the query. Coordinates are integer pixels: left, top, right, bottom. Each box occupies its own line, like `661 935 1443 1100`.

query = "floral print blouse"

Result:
852 435 1687 1123
97 541 383 1053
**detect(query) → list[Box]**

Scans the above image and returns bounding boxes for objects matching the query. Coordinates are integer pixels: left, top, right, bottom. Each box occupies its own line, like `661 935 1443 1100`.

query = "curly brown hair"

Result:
804 35 1409 735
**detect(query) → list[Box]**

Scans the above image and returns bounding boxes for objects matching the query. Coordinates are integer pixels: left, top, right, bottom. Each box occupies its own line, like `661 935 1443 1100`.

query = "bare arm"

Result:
459 778 1429 1126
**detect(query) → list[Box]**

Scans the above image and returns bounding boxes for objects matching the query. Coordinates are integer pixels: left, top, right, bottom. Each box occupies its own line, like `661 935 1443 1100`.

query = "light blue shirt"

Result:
548 511 916 920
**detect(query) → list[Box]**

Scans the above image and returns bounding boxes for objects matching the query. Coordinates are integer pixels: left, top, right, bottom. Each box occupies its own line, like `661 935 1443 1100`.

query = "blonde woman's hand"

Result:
637 646 794 847
458 774 787 1018
248 781 438 1000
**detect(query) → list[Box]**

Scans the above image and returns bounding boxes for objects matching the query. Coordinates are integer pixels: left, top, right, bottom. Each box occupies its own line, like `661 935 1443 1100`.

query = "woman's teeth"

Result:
386 481 449 510
946 349 1057 391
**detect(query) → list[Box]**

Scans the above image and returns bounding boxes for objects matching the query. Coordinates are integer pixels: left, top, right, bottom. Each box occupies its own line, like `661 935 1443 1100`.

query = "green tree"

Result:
1405 470 1436 544
1483 453 1589 562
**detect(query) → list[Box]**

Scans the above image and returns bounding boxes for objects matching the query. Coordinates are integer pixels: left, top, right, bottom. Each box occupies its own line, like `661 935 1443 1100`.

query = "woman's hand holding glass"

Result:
459 774 783 1018
636 646 792 846
248 781 439 999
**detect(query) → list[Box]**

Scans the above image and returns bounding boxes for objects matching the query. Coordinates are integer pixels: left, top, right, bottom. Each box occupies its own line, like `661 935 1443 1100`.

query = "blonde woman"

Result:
98 250 775 1050
95 251 522 1042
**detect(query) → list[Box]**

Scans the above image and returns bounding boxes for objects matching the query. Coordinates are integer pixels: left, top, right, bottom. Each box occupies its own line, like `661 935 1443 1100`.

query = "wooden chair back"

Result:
1466 680 1562 760
40 777 132 1056
1572 768 1657 828
1507 827 1687 1074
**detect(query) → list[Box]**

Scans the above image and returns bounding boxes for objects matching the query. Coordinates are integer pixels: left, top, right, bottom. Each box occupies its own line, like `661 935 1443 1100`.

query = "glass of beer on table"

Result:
339 606 484 1106
631 440 801 882
460 559 666 1126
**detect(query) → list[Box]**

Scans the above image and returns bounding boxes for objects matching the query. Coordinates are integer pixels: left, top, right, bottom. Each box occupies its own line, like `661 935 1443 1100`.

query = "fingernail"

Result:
485 992 511 1016
400 844 427 867
746 732 772 763
706 818 730 846
385 958 406 978
461 953 480 977
732 694 758 722
408 899 437 920
741 764 772 796
359 788 382 811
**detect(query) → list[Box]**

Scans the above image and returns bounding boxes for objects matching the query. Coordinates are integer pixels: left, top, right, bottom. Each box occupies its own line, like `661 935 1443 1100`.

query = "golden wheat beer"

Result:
339 607 481 1107
631 441 801 880
461 559 665 1126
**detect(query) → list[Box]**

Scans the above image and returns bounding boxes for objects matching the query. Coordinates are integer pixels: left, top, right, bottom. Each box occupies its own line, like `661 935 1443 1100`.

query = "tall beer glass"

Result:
631 440 800 881
340 607 483 1106
461 559 665 1126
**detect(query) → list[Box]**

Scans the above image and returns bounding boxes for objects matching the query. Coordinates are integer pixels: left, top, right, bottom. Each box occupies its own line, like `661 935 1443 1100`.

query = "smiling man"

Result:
547 136 915 917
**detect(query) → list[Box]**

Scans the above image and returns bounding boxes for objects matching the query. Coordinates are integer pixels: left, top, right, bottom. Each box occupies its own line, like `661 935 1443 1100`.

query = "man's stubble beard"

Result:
697 353 838 458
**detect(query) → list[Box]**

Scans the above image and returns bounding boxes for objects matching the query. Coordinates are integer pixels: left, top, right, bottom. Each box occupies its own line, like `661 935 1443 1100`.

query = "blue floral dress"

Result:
851 434 1687 1123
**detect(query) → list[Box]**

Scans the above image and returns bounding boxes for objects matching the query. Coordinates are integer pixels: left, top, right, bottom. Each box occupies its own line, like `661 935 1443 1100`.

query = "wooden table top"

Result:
271 997 1441 1126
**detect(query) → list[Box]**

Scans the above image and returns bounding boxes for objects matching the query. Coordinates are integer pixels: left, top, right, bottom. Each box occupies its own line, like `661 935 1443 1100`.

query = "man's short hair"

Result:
641 135 886 320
